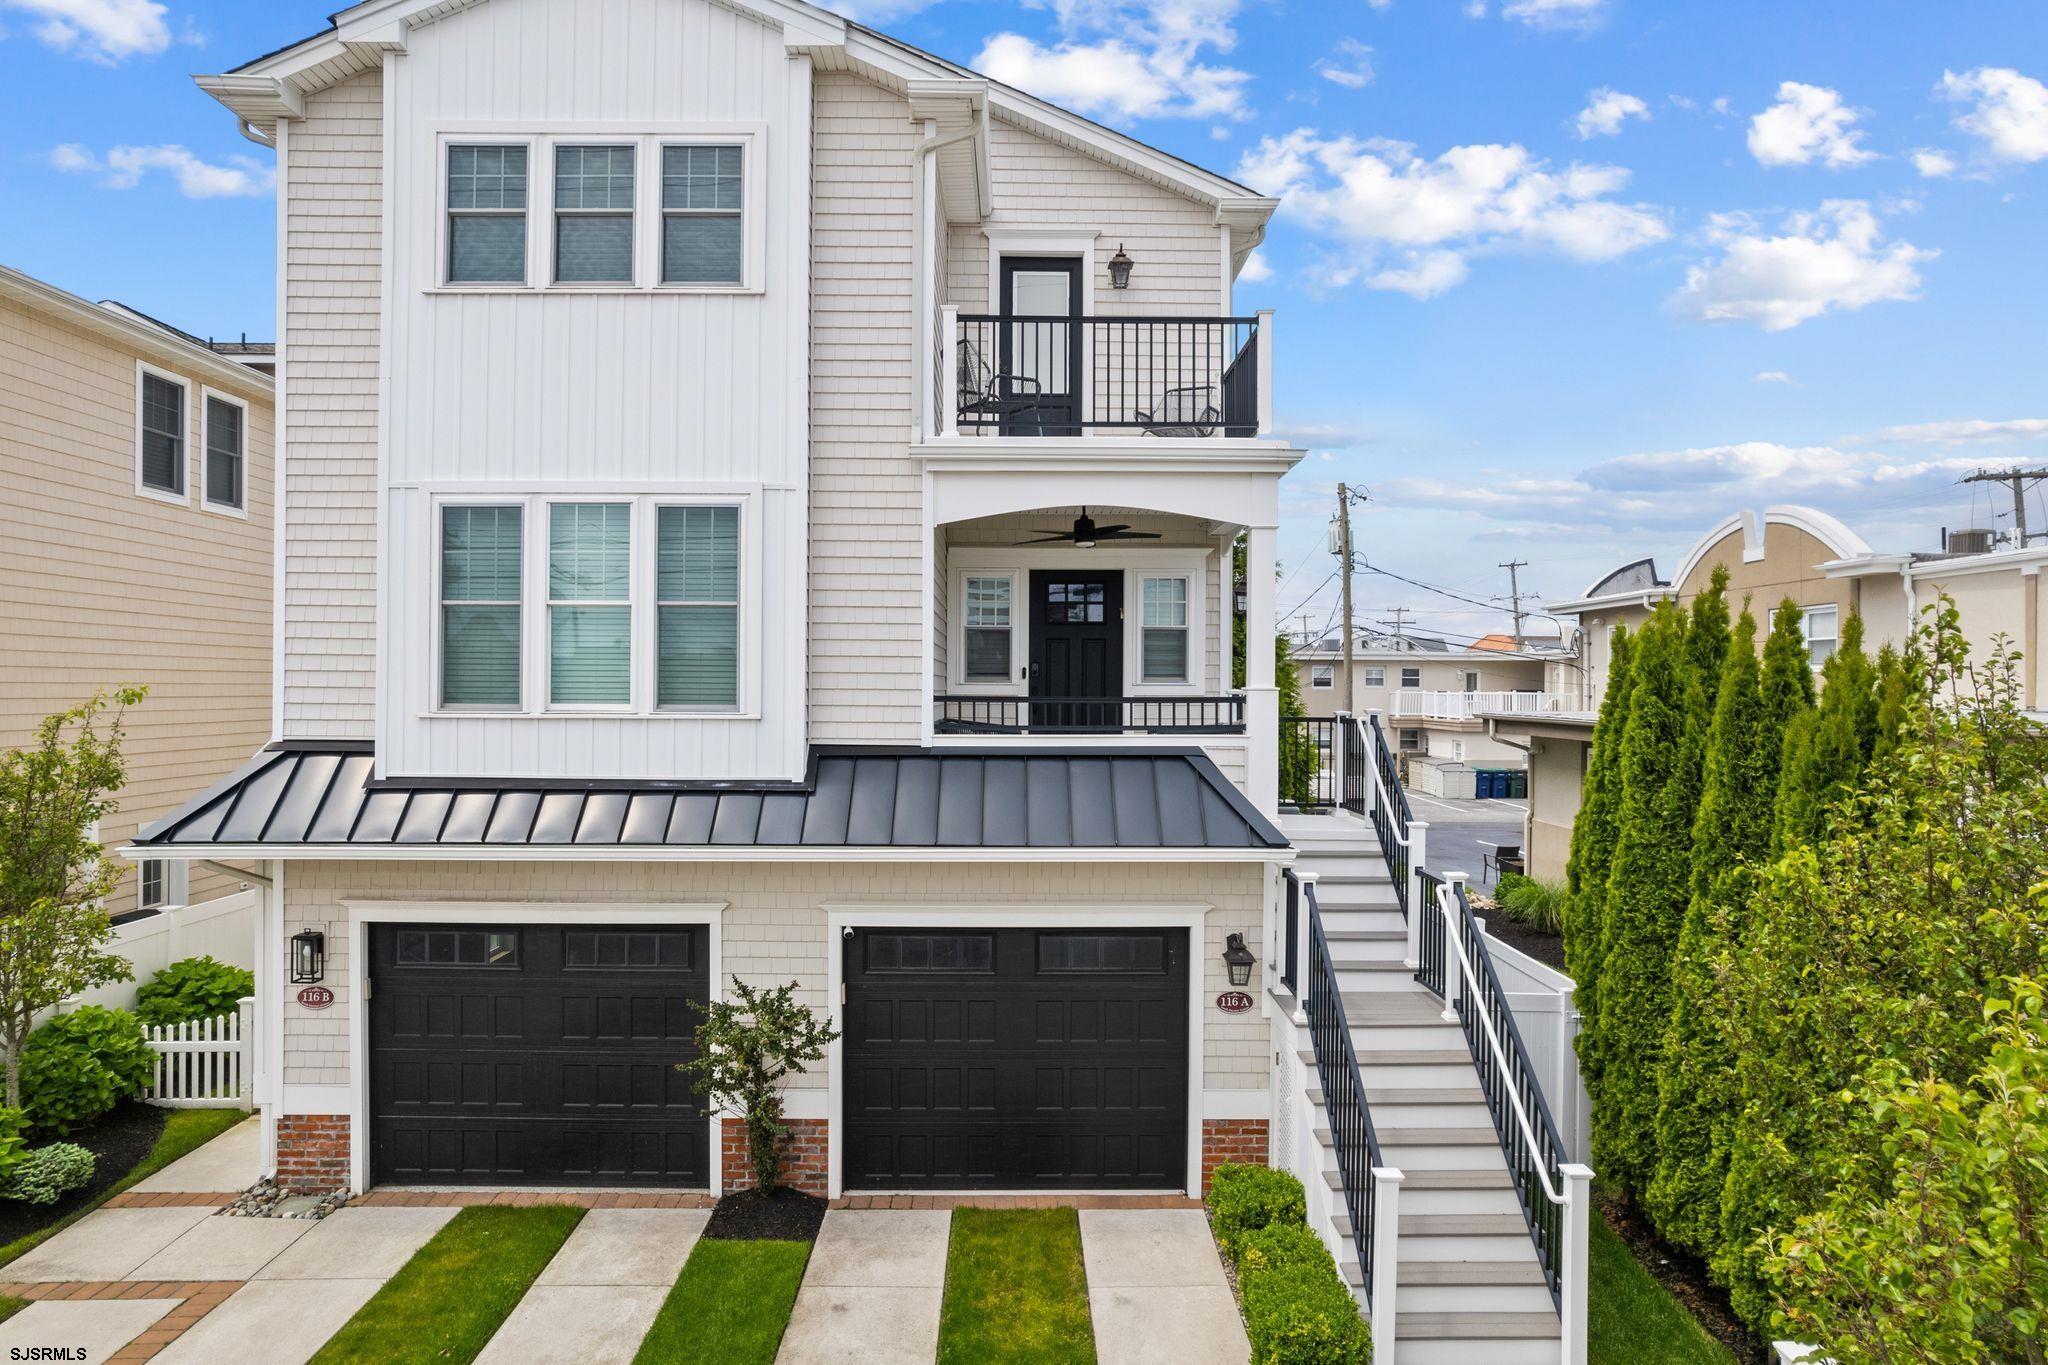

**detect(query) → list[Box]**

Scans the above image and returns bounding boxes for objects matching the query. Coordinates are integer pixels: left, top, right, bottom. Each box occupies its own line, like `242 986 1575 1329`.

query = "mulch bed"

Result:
1598 1189 1770 1364
703 1186 829 1242
0 1101 167 1247
1475 908 1567 972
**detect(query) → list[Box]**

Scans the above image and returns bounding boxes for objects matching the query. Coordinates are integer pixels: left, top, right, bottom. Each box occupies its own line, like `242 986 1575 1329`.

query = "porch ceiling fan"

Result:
1015 508 1161 549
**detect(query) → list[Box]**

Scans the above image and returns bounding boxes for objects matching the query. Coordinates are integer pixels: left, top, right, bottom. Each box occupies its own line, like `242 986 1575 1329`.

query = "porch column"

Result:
1246 523 1279 818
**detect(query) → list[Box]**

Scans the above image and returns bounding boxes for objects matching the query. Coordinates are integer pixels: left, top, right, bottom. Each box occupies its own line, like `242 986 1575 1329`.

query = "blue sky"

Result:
3 0 2045 644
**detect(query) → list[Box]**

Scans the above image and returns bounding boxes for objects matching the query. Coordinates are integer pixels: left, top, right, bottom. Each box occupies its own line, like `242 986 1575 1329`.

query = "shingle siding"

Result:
281 71 383 738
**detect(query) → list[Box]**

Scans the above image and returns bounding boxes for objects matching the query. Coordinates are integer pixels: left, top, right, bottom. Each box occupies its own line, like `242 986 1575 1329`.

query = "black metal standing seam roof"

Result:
134 744 1288 851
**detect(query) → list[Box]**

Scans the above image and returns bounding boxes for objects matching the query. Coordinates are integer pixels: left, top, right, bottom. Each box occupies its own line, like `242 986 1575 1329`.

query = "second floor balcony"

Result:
939 308 1272 440
1389 690 1570 722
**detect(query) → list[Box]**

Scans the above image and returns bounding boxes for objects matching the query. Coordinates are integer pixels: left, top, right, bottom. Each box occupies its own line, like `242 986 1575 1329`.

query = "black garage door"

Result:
843 927 1188 1190
368 923 708 1186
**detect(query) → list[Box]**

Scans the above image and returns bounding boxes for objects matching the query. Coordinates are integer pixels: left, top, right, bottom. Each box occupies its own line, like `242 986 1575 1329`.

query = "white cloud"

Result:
1575 88 1648 139
975 0 1253 122
1238 249 1273 282
1911 148 1957 178
1939 67 2048 164
3 0 168 62
1364 0 1393 10
1870 418 2048 445
1500 0 1605 30
1754 370 1799 386
1237 131 1667 298
1671 200 1933 331
1315 38 1373 90
50 142 274 198
1747 81 1877 168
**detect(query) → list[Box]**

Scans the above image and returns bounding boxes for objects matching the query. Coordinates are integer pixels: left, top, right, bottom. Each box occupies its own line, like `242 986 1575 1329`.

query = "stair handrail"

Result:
1302 877 1400 1317
1418 871 1584 1318
1348 714 1427 927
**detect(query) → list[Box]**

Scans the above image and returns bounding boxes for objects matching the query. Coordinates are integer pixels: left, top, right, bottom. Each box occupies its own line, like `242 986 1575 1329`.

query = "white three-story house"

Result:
150 0 1301 1204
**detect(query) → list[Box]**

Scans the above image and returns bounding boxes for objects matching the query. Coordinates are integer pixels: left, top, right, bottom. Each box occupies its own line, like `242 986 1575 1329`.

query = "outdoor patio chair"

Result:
1136 383 1221 438
956 337 1044 429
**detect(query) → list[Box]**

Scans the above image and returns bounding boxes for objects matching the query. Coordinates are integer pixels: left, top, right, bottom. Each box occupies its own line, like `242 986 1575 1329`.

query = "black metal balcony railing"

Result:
953 314 1262 436
934 695 1245 735
1279 717 1338 809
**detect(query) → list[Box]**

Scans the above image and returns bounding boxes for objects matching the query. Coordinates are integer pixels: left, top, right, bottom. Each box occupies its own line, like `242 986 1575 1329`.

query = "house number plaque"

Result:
297 986 335 1010
1214 991 1254 1014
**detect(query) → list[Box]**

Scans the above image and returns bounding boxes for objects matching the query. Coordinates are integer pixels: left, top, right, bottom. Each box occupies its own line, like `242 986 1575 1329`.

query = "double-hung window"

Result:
1141 577 1189 681
137 367 186 498
657 505 740 708
447 144 528 284
1362 666 1386 687
440 505 524 707
963 577 1012 682
661 144 744 285
139 859 186 913
1799 604 1839 668
1311 663 1333 690
549 503 633 704
203 393 245 511
555 145 636 283
1400 666 1421 688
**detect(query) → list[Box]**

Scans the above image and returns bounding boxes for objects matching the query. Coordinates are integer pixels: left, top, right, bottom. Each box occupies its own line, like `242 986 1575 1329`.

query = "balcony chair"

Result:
956 338 1044 430
1136 384 1221 438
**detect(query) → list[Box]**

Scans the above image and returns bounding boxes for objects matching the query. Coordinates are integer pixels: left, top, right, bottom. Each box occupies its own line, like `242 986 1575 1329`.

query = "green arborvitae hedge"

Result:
1587 605 1700 1195
1771 612 1879 856
1563 623 1635 1091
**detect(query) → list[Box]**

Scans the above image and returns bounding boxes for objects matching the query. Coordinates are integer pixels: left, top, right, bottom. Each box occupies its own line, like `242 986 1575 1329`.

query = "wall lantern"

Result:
1222 932 1257 988
291 929 326 985
1234 578 1248 615
1107 244 1135 290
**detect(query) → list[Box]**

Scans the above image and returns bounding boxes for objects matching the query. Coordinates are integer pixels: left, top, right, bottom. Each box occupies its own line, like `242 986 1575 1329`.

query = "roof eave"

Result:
0 265 275 397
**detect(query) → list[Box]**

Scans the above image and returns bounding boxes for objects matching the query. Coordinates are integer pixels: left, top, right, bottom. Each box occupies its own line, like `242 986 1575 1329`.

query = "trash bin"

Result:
1474 770 1496 799
1509 770 1528 799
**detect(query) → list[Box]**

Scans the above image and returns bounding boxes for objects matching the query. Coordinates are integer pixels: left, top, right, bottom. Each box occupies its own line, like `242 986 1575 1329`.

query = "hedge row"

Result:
1205 1163 1368 1365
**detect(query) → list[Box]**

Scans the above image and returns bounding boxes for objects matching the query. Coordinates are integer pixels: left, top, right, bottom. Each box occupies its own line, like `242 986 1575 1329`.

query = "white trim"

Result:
342 900 726 1194
134 360 193 506
198 386 251 517
0 266 272 398
127 843 1292 865
821 902 1210 1199
983 229 1098 424
434 134 536 289
1669 505 1873 594
1202 1088 1270 1120
271 117 289 744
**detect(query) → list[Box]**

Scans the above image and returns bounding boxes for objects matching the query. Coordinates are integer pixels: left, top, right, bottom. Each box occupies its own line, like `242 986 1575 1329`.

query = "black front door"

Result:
1000 256 1083 434
1030 570 1122 731
842 927 1190 1190
367 923 709 1187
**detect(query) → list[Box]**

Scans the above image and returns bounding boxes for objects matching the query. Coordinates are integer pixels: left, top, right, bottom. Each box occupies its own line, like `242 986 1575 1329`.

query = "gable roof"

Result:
131 742 1289 857
0 265 275 397
201 0 1275 236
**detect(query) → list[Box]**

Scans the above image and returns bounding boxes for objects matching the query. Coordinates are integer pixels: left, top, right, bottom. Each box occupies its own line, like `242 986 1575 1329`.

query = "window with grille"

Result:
554 145 635 283
661 144 743 285
1141 577 1189 681
394 929 521 967
865 933 994 974
447 144 528 283
963 577 1012 681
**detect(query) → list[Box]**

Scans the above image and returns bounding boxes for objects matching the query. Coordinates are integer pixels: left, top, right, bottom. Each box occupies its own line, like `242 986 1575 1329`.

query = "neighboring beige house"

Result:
0 264 274 917
1503 502 2045 880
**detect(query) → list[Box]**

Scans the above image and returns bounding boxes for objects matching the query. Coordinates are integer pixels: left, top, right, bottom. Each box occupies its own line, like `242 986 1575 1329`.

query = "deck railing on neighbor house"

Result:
1388 690 1568 721
943 309 1271 437
934 695 1245 735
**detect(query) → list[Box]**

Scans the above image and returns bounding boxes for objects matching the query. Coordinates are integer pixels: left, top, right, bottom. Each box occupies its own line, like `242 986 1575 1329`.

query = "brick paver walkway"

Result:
0 1281 240 1362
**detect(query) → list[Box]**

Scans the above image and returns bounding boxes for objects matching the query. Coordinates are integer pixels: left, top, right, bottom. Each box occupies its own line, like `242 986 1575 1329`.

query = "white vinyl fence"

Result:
1480 925 1591 1165
144 997 255 1110
61 890 259 1016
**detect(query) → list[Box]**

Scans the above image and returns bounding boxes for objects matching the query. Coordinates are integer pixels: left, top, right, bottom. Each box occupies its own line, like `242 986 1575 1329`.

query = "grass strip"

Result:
1589 1210 1735 1365
0 1296 26 1325
938 1208 1097 1365
635 1238 812 1365
312 1205 584 1365
0 1108 250 1270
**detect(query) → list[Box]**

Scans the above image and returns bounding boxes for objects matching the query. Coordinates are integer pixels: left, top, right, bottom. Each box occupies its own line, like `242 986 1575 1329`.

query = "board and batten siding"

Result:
282 71 383 740
0 293 273 909
375 0 810 781
945 118 1228 318
808 71 924 743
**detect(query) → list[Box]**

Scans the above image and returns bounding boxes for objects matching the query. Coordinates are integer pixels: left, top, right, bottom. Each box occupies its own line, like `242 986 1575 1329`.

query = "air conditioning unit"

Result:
1946 527 1997 556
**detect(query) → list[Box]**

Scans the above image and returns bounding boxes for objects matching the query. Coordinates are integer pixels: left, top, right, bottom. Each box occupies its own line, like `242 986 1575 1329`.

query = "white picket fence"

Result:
144 997 255 1110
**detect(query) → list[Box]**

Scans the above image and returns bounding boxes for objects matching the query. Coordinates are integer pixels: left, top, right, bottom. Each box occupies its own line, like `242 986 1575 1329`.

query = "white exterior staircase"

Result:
1271 718 1592 1365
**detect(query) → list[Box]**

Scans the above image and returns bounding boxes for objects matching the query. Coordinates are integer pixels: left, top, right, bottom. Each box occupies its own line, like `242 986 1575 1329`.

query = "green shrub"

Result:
0 1109 28 1190
1240 1260 1371 1364
2 1144 94 1205
135 957 253 1028
1497 876 1568 935
1237 1221 1334 1279
1206 1163 1306 1260
20 1007 152 1137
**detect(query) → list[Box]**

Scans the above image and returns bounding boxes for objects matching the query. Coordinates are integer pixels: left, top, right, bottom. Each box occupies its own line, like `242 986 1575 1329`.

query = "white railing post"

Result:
1560 1163 1594 1365
1439 870 1467 1023
1370 1166 1404 1364
1255 309 1275 436
1332 712 1349 811
940 304 960 437
1405 821 1430 967
237 996 256 1111
1294 871 1318 1022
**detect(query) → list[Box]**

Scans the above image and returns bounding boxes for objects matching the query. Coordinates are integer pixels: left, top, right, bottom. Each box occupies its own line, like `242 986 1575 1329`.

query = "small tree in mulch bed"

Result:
682 979 838 1198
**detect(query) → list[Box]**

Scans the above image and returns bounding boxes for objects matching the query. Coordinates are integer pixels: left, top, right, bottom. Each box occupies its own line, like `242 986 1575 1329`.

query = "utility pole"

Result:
1381 607 1412 644
1499 560 1528 646
1336 484 1357 709
1960 467 2048 547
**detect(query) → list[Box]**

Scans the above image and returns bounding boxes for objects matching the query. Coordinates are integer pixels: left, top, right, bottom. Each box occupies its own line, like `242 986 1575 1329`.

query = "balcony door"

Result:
1000 257 1082 435
1030 571 1122 731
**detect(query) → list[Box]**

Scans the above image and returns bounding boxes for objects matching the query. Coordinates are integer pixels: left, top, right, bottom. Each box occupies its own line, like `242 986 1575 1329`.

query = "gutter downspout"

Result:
235 118 275 149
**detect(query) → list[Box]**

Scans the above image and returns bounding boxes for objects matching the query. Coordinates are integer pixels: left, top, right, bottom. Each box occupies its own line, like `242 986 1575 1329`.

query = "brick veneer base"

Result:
1201 1118 1269 1193
722 1117 828 1196
276 1113 351 1192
